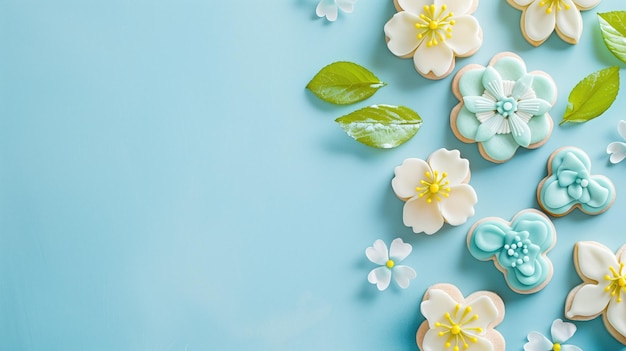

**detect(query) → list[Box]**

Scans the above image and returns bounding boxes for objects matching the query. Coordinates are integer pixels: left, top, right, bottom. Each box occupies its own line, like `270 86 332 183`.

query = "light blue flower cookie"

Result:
467 209 556 294
537 146 616 217
451 52 556 163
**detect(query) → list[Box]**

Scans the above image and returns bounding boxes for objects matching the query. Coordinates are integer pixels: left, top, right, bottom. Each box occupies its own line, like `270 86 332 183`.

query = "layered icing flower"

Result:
565 241 626 344
316 0 356 21
392 148 477 235
537 147 615 216
416 284 505 351
467 209 556 293
507 0 601 46
366 238 416 291
524 319 581 351
607 120 626 164
384 0 482 79
451 52 556 163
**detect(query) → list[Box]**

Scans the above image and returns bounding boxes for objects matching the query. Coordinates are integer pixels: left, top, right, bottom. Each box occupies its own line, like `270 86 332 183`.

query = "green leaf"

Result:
599 12 626 64
335 105 422 148
560 66 620 125
306 61 386 105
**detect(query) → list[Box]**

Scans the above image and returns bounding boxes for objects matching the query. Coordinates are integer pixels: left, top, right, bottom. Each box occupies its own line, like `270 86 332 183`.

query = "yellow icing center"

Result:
539 0 571 14
386 259 395 268
553 343 561 351
435 304 482 351
605 262 626 303
416 170 451 203
414 4 455 47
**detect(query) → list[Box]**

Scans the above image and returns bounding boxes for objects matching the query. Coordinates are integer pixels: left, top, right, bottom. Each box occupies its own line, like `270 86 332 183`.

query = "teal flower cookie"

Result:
451 52 556 163
467 209 556 294
537 146 616 217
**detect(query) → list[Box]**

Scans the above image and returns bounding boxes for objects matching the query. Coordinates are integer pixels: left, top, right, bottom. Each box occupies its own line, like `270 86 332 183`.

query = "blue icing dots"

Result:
467 209 556 293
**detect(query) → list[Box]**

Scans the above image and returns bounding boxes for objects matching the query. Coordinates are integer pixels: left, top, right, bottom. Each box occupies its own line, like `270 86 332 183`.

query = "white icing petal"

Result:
389 237 412 261
517 98 552 116
384 12 421 57
413 39 454 77
607 142 626 164
571 0 601 9
464 96 497 113
397 0 432 14
439 184 477 226
475 114 505 142
420 288 459 328
576 241 620 281
392 265 417 288
607 297 626 340
403 196 444 234
524 0 556 43
620 247 626 264
367 266 392 291
316 0 338 21
423 327 494 351
555 1 582 42
524 331 552 351
440 0 475 15
427 148 470 186
550 318 576 343
560 345 582 351
618 120 626 141
365 239 389 265
392 158 431 200
566 283 611 318
336 0 356 12
465 295 500 330
444 15 482 55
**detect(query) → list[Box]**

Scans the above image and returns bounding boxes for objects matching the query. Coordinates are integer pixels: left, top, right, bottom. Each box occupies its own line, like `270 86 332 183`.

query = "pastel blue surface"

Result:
2 1 626 350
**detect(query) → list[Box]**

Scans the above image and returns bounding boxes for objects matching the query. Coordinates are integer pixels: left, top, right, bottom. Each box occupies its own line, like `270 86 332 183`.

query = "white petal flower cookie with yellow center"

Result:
416 283 506 351
384 0 483 80
507 0 602 46
392 148 477 234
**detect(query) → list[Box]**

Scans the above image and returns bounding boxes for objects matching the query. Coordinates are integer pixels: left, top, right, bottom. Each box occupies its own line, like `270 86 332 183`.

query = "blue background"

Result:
2 0 626 350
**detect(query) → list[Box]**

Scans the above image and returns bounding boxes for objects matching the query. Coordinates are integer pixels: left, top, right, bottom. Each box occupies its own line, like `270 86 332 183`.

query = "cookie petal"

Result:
392 265 417 288
403 196 445 234
550 318 576 344
389 238 412 261
365 239 389 265
384 12 421 57
367 266 392 291
439 184 477 226
413 39 454 77
566 283 611 318
427 148 470 186
397 0 431 14
576 241 619 281
607 298 626 340
392 158 430 200
445 15 482 56
524 1 556 43
555 0 582 42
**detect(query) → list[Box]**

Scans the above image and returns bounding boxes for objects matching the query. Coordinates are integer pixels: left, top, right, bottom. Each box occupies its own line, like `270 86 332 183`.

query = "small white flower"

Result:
365 238 416 291
524 319 581 351
607 120 626 164
316 0 356 22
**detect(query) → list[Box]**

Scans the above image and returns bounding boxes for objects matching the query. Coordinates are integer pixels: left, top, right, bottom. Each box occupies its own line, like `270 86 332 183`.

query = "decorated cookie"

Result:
467 209 556 294
565 241 626 345
537 146 616 217
392 148 477 235
416 283 506 351
383 0 482 80
450 52 556 163
507 0 601 46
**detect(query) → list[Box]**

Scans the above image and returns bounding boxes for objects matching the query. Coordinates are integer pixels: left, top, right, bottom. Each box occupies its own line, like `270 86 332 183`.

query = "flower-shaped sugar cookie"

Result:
507 0 601 46
565 241 626 345
537 146 615 217
450 52 556 163
467 209 556 294
392 148 477 235
416 283 506 351
384 0 482 79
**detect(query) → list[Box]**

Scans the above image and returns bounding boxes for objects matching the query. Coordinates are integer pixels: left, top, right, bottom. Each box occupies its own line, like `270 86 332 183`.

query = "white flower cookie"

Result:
507 0 602 46
384 0 483 79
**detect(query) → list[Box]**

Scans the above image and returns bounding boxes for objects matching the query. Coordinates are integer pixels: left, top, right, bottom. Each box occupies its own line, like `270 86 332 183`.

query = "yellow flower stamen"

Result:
414 3 455 46
604 262 626 303
415 170 451 203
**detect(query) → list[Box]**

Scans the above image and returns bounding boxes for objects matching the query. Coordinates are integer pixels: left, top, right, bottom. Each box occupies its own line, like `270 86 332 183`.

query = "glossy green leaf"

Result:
599 12 626 64
335 105 422 148
306 61 386 105
561 66 619 125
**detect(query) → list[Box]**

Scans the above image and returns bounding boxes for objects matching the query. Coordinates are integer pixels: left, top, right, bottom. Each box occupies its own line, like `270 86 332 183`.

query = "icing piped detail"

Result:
467 209 556 293
451 53 556 163
417 284 505 351
384 0 482 79
565 241 626 344
507 0 601 46
537 146 615 217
